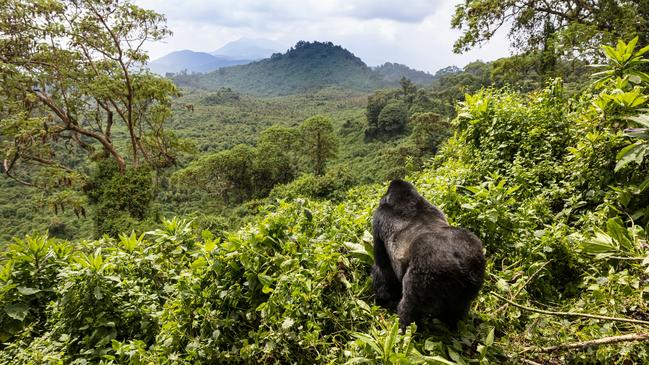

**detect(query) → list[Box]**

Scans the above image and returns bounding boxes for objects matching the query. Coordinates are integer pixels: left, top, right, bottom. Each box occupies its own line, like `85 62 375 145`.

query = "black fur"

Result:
371 179 486 330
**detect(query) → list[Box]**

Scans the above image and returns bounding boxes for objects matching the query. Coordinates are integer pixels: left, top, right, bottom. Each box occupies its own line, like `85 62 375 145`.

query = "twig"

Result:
602 256 644 261
522 333 649 353
512 261 553 299
494 260 553 314
490 292 649 326
520 359 544 365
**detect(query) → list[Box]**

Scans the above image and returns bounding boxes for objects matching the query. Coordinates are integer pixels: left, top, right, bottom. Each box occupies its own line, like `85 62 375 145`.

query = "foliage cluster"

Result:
200 88 241 105
171 116 338 205
452 0 649 58
86 160 157 237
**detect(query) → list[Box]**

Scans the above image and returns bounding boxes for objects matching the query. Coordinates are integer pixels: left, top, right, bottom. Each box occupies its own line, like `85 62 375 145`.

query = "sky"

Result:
134 0 511 73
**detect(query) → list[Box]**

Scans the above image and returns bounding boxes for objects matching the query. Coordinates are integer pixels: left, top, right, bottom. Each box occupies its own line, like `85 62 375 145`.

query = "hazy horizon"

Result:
134 0 512 73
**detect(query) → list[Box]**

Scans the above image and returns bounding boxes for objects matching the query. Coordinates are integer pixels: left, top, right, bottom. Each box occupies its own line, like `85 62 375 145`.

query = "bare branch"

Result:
23 154 75 173
87 2 138 166
3 157 35 187
522 333 649 353
491 292 649 326
33 89 126 171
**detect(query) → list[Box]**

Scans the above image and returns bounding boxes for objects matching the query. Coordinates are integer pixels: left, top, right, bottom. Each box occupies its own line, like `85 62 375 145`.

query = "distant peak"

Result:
212 38 281 60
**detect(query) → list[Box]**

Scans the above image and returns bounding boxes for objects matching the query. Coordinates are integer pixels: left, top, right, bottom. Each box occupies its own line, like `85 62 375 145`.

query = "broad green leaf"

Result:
606 218 634 252
352 332 382 354
384 320 399 356
627 114 649 128
17 287 40 295
616 143 648 171
258 273 274 287
485 327 495 346
361 230 373 243
636 43 649 57
355 299 371 313
425 356 458 365
344 242 373 264
582 232 617 254
4 303 29 321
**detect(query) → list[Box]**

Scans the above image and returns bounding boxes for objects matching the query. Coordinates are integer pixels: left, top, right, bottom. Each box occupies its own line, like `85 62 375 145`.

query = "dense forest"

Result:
1 0 649 364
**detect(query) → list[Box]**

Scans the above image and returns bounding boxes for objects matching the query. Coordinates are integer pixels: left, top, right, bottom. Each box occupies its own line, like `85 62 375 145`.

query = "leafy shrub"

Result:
0 235 72 343
270 166 357 201
200 88 240 105
86 160 155 237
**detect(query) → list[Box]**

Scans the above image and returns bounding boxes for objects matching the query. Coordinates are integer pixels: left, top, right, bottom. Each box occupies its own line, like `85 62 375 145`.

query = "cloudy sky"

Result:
134 0 511 73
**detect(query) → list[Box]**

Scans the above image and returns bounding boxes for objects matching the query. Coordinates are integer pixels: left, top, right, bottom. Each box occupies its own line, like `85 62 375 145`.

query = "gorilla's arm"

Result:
371 229 402 308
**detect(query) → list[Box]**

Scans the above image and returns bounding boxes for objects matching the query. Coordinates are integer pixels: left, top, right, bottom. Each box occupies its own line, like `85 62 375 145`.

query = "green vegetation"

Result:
0 51 591 242
171 42 450 97
300 115 338 176
86 160 156 237
2 37 649 364
3 0 649 362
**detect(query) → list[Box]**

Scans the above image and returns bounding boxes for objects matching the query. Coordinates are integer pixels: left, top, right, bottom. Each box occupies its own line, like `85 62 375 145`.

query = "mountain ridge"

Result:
147 50 251 75
148 38 281 75
211 37 281 60
170 41 438 95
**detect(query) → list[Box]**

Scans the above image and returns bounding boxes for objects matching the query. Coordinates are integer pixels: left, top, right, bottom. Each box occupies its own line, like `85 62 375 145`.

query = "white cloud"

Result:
134 0 511 73
135 0 445 25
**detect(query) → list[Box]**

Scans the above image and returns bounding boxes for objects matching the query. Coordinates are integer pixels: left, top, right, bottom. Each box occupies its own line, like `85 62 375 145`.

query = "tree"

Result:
86 160 155 237
171 124 306 205
377 100 409 135
172 145 256 204
300 115 338 176
257 125 302 183
409 112 451 154
0 0 182 218
366 89 400 130
451 0 649 57
400 77 417 104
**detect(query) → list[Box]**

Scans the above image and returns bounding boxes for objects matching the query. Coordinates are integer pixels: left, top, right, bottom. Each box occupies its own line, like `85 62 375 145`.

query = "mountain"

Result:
212 37 281 60
148 50 250 75
172 41 387 96
373 62 436 85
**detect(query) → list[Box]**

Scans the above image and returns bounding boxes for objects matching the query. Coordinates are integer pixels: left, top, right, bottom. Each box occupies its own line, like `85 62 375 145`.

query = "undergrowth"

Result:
1 39 649 364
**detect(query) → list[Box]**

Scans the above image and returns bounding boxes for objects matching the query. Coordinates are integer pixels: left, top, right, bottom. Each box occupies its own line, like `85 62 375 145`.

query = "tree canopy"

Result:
300 115 338 176
0 0 181 189
451 0 649 57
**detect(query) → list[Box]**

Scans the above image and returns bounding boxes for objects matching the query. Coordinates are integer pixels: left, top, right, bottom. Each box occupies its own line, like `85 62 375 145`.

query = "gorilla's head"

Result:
380 179 421 213
380 179 447 223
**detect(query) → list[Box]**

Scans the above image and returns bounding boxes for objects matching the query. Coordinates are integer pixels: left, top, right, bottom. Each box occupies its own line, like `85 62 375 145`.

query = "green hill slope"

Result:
172 41 387 96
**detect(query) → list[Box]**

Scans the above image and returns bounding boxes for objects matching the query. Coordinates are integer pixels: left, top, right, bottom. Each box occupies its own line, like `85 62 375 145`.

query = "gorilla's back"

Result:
406 224 484 286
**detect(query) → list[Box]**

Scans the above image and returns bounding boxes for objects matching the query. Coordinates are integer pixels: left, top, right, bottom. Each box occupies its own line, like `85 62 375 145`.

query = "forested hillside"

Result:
2 0 649 364
374 62 436 85
172 41 387 96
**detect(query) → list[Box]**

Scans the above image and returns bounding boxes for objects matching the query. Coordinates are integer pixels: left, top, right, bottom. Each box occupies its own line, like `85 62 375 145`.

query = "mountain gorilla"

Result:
371 179 485 330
